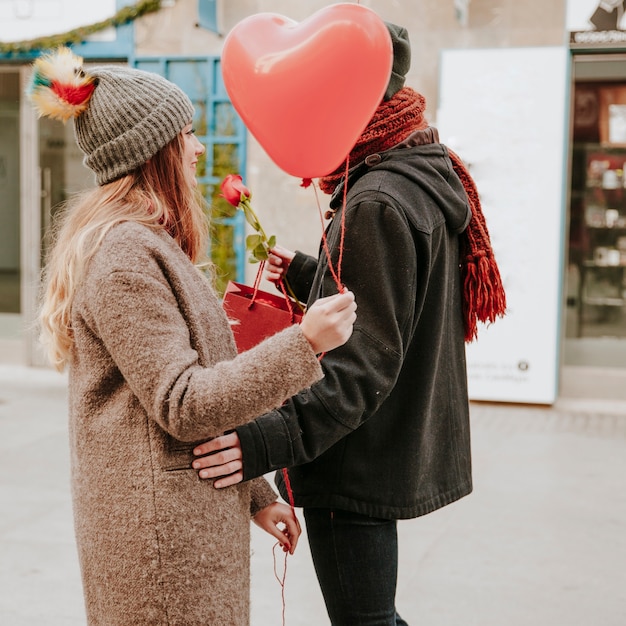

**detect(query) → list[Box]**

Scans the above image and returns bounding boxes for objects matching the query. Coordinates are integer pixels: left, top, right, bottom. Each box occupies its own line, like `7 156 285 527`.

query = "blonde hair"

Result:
40 133 210 371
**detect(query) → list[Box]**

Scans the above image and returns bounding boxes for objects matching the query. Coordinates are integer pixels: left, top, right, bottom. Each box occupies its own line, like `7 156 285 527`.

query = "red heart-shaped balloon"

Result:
221 4 392 178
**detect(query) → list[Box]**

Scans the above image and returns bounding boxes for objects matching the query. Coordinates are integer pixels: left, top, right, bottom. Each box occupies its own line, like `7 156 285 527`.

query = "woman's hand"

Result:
253 502 301 554
265 245 296 283
300 291 356 354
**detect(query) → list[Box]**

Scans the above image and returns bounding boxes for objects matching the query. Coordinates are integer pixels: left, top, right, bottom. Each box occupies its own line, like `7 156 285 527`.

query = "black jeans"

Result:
304 508 409 626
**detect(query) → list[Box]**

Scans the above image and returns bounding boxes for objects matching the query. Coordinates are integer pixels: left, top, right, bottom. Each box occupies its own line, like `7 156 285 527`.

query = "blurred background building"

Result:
1 0 624 405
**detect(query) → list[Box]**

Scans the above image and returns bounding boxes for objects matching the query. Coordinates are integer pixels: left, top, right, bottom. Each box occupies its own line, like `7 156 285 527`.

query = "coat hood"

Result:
329 129 472 235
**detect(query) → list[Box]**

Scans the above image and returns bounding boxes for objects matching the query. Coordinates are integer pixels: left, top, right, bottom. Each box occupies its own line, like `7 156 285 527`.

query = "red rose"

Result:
220 174 251 207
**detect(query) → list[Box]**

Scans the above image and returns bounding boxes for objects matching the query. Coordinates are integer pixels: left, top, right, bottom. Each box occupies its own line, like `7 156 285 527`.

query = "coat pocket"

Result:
161 439 196 472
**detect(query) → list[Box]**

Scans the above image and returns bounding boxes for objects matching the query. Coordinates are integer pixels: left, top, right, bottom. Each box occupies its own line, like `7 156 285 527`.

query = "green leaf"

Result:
267 235 276 249
253 243 269 261
246 234 263 249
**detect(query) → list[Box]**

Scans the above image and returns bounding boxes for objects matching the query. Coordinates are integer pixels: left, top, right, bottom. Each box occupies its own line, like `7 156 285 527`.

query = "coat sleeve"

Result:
235 198 418 480
285 251 318 303
249 477 278 517
81 267 323 443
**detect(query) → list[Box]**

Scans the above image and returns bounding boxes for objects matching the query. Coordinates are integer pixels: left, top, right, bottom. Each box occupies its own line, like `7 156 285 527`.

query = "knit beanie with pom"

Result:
28 48 194 185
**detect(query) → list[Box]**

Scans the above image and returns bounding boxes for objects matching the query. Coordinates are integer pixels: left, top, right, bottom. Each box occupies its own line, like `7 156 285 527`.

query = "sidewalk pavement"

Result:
1 363 625 626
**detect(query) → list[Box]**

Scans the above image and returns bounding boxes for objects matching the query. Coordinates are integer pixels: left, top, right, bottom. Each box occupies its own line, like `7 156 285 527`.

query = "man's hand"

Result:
264 245 295 283
193 432 243 488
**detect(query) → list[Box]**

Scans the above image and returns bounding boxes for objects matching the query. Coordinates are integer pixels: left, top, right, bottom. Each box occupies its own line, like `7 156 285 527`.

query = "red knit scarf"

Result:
318 87 506 342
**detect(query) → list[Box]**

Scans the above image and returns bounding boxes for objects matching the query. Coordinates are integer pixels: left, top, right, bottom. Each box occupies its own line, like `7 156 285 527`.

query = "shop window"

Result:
568 80 626 344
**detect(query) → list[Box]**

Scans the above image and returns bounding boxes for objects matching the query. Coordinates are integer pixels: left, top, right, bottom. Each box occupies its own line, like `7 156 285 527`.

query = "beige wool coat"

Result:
67 221 323 625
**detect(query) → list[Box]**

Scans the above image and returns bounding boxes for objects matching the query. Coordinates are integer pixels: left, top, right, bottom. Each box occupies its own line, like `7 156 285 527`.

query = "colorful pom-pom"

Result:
27 48 95 122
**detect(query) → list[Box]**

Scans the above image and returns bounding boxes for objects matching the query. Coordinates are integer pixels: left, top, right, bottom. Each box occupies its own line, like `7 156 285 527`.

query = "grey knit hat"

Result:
384 23 411 100
75 66 195 185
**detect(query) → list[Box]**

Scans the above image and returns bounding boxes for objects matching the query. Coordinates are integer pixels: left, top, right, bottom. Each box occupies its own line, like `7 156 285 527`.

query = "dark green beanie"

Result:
384 23 411 100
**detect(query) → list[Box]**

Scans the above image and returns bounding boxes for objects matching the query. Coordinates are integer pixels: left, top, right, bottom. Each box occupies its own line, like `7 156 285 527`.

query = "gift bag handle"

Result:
248 261 299 323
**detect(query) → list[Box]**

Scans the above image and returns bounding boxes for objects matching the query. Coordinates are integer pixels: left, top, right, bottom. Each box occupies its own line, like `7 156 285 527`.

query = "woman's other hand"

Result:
252 502 302 554
300 290 356 354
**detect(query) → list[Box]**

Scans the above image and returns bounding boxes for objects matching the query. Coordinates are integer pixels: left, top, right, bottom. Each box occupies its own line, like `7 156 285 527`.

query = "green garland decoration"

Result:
0 0 162 55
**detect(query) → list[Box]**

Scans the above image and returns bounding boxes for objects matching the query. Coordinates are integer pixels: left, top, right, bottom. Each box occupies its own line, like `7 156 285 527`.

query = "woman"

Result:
28 48 356 626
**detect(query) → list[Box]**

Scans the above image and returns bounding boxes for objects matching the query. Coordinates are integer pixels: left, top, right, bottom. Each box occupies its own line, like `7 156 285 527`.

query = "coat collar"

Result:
328 127 440 211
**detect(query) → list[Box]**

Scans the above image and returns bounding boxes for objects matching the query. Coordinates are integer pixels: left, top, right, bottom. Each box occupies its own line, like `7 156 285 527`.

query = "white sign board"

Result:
437 47 569 404
0 0 117 42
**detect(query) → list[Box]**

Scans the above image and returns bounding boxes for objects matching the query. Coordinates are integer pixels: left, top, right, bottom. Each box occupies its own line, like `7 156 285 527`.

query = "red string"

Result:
281 467 296 508
270 467 296 626
337 156 350 287
273 542 289 626
248 261 265 309
276 279 297 322
313 182 343 293
311 157 349 295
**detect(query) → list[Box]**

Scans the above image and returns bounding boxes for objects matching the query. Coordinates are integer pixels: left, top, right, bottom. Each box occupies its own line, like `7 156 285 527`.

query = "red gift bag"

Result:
222 279 303 353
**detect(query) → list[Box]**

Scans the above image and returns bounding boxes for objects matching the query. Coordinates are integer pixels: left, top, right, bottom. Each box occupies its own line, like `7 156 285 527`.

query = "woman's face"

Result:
182 123 205 187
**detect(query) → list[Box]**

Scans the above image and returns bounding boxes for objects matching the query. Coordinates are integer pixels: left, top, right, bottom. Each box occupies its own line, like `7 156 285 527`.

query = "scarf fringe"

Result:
450 150 507 341
462 253 507 342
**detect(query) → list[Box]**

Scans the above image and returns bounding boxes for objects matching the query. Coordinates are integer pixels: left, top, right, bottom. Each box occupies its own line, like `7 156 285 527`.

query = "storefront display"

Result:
565 2 626 381
577 147 626 335
569 81 626 341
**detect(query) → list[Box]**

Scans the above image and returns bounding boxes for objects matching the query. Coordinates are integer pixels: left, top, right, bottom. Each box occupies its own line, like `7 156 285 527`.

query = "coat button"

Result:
365 154 382 166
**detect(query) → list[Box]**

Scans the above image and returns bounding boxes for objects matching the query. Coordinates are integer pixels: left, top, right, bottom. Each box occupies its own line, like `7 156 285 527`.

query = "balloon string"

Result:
313 182 343 292
312 156 349 294
282 467 295 508
273 541 289 626
271 466 295 626
337 156 349 287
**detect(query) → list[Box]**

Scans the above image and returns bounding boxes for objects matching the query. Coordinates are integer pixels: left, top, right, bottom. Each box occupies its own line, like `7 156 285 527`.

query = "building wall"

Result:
9 0 625 395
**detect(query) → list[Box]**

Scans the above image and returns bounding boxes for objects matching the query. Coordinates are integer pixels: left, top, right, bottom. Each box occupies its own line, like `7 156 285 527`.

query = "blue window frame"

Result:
133 55 247 288
198 0 220 34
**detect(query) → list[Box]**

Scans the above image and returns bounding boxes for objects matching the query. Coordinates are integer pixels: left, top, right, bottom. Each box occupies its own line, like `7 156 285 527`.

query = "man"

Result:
194 23 505 625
